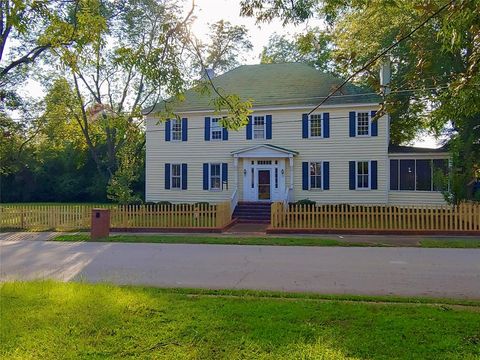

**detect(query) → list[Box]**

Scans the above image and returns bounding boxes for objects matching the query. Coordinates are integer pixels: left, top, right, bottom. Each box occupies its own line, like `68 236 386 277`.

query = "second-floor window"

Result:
171 164 181 189
171 119 182 141
356 112 370 136
211 118 222 140
253 116 265 139
310 114 322 137
357 161 369 189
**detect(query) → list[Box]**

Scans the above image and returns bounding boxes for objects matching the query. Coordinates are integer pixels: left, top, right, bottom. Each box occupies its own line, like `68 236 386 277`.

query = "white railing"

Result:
230 188 238 216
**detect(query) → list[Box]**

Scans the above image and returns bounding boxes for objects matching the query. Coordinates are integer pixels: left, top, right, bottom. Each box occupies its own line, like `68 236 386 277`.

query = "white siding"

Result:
145 105 390 204
388 191 447 205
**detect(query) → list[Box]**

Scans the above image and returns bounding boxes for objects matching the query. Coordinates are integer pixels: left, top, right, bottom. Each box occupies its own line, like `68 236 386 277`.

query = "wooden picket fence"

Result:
0 202 231 231
271 202 480 233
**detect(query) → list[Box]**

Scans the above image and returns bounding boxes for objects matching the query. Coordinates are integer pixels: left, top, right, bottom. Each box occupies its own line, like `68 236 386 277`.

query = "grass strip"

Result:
53 234 377 247
1 281 480 359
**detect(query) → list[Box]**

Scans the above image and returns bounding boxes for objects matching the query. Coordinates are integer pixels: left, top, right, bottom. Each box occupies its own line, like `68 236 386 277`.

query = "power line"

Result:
307 0 457 116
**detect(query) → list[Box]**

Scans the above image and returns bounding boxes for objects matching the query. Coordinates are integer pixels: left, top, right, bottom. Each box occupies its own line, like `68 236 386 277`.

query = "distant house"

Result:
144 63 449 206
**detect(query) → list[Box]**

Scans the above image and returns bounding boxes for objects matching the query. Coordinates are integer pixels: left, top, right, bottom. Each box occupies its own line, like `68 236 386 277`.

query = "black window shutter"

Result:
164 163 171 189
349 161 356 190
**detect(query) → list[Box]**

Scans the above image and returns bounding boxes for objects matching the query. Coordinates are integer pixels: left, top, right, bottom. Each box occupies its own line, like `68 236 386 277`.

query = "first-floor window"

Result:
211 117 222 140
310 162 322 189
210 164 221 190
357 161 369 189
171 164 181 189
390 159 449 191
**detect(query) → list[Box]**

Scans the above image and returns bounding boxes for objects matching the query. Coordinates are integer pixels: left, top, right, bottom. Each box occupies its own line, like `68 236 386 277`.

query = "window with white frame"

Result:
356 161 369 188
253 116 265 139
356 112 370 136
310 114 322 137
171 164 181 189
210 163 221 190
171 119 182 141
211 117 222 140
310 162 322 189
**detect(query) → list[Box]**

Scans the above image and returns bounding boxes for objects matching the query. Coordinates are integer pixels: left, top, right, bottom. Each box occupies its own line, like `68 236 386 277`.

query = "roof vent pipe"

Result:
380 59 391 96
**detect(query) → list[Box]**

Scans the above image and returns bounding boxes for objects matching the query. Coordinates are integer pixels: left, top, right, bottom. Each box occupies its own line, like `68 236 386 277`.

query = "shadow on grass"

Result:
1 281 479 359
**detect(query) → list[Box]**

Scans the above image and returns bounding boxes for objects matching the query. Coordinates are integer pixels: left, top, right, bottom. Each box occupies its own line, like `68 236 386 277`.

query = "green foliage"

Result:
201 20 253 74
261 30 334 72
295 199 316 206
241 0 480 201
2 281 480 359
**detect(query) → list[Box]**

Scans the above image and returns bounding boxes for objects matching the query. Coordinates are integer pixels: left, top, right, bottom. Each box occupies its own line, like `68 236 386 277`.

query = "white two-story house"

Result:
144 63 449 207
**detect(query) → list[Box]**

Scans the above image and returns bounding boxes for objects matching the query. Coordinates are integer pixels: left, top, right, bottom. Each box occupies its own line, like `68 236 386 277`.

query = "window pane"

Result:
253 116 265 139
390 160 399 190
433 159 448 191
172 120 182 140
400 160 415 190
310 162 322 189
416 159 432 191
357 112 369 136
211 118 222 140
310 114 322 137
357 161 369 188
210 164 221 189
171 164 181 189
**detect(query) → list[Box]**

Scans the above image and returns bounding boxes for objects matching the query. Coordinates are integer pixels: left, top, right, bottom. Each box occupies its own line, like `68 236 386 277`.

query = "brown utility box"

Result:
91 208 110 240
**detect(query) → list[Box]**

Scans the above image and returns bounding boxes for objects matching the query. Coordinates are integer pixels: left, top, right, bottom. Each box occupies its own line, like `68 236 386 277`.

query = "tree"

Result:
260 30 333 72
195 20 252 75
0 0 106 84
42 0 192 203
241 0 480 202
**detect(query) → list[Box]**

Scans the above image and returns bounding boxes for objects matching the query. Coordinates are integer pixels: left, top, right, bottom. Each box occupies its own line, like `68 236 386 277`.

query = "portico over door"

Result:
231 144 298 202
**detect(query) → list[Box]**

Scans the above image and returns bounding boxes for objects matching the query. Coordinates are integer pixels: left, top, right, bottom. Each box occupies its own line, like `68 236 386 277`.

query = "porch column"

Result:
234 156 239 189
289 156 294 189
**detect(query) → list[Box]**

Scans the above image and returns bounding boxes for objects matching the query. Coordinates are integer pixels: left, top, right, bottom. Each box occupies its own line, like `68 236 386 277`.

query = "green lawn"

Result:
420 238 480 248
53 234 374 247
53 234 480 248
1 282 479 359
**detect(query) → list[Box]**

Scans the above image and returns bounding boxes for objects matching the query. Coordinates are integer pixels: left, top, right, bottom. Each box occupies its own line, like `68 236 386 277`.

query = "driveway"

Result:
1 238 479 299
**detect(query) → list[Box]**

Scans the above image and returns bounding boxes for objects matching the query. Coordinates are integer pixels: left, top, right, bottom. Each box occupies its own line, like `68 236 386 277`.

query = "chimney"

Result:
380 59 391 96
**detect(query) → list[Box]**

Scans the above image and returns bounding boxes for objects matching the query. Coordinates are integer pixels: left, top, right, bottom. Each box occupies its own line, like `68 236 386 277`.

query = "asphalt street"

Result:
1 237 479 298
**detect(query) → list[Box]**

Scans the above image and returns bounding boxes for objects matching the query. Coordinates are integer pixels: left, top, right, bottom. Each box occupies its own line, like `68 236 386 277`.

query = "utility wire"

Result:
307 0 457 116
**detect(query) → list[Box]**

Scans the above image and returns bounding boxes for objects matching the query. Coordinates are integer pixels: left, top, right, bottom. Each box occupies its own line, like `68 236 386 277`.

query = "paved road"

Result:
1 239 479 298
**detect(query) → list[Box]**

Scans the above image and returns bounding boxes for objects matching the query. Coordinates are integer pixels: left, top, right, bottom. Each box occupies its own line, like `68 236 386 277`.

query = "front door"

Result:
258 170 271 200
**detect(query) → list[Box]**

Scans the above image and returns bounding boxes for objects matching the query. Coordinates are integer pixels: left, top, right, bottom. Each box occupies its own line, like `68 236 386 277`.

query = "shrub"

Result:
295 199 316 206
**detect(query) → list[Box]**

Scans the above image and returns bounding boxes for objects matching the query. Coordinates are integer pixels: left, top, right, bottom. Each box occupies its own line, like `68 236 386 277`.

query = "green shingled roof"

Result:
146 63 380 114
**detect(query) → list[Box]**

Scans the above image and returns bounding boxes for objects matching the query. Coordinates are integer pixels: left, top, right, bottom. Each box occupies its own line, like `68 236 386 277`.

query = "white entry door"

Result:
243 159 285 201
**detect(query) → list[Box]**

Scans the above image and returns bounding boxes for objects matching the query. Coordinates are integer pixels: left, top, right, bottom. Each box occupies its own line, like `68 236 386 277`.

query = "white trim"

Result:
355 160 371 190
308 113 323 138
308 161 323 190
210 117 223 141
252 114 267 140
170 163 182 190
170 119 182 142
208 163 222 191
232 144 298 157
355 111 371 137
158 102 380 115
